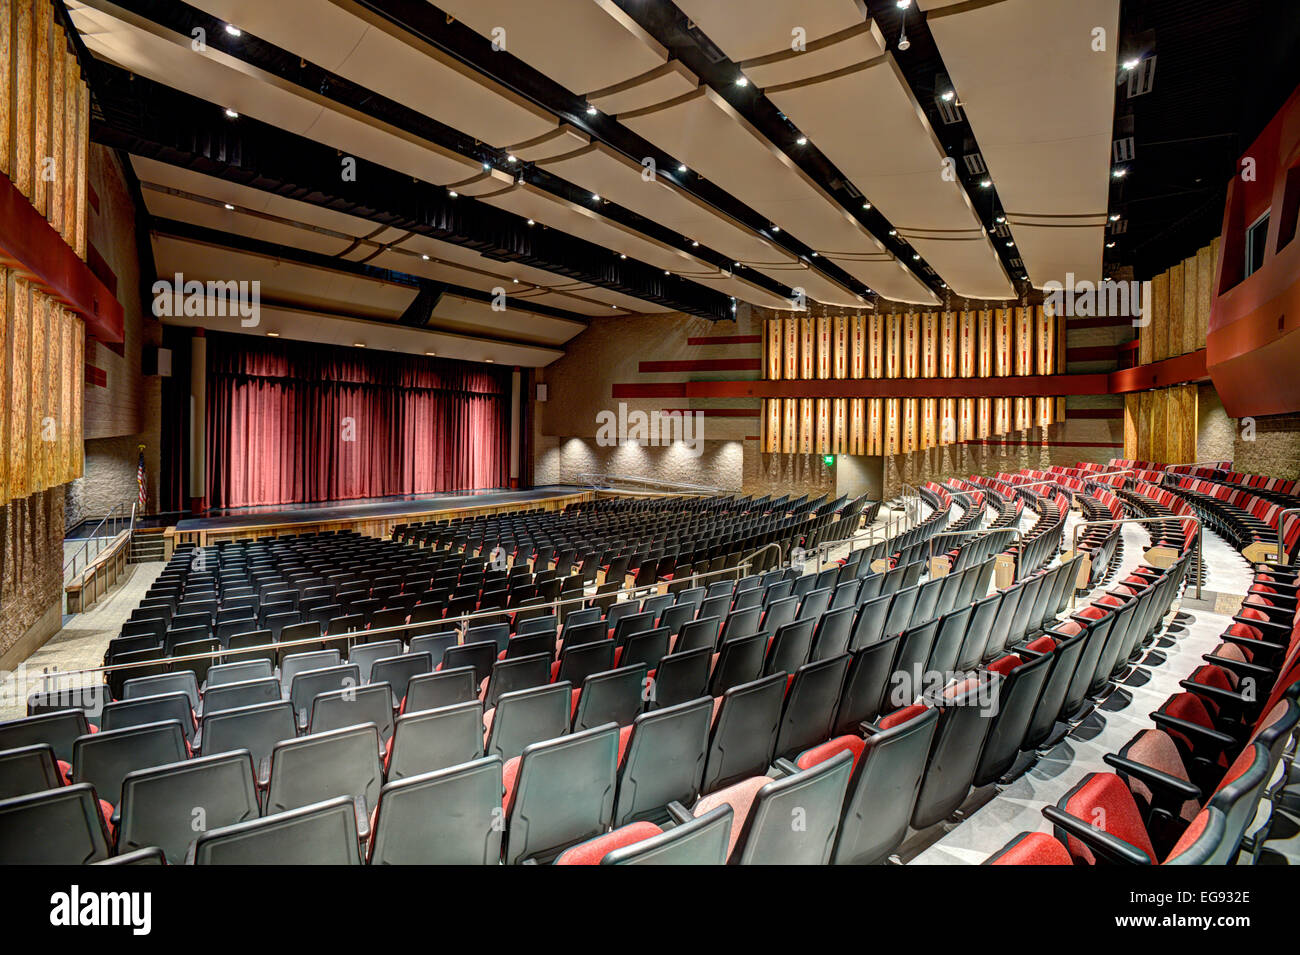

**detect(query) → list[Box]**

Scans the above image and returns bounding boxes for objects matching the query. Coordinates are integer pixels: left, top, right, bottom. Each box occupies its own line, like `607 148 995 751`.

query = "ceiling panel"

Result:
435 0 668 96
68 1 480 185
765 56 1013 299
673 0 871 63
620 87 938 304
925 0 1120 285
188 0 558 147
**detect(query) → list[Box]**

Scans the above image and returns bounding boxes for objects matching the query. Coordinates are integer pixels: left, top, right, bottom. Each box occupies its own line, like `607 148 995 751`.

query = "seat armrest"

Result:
665 800 694 826
1041 805 1153 865
1148 712 1237 752
1178 679 1251 711
353 795 370 841
1103 753 1202 803
258 756 272 789
1200 654 1275 683
771 757 801 779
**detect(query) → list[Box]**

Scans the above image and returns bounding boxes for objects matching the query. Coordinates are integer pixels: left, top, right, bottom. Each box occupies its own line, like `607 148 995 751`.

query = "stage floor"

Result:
175 486 585 531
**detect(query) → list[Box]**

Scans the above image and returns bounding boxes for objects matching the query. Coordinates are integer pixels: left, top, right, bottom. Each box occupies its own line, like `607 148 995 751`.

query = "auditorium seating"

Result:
6 468 1296 866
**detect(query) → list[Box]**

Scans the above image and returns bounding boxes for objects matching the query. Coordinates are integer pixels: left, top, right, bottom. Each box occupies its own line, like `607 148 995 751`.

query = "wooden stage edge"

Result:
152 488 692 549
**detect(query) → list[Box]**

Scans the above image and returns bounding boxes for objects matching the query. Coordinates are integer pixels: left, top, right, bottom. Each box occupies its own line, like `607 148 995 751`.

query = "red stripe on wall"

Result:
1067 346 1122 363
85 365 107 388
660 408 760 418
638 358 762 373
614 383 687 398
685 335 762 346
1065 408 1125 419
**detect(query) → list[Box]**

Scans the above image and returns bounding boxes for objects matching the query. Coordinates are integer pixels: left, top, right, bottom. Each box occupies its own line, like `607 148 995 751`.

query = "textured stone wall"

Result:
1197 383 1300 479
0 488 65 665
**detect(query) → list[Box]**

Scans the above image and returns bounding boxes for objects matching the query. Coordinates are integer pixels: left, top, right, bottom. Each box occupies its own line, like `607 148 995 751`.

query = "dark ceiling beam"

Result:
149 217 593 326
87 63 735 320
352 0 876 300
81 0 798 308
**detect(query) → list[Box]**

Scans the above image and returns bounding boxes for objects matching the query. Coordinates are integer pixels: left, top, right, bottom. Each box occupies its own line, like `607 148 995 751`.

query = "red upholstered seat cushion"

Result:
617 724 634 767
1164 808 1213 863
1227 622 1262 642
99 800 115 839
1026 636 1057 654
879 703 928 730
502 755 522 811
693 775 769 860
990 832 1072 866
1060 773 1156 865
796 734 866 773
58 759 72 782
987 655 1023 678
553 821 664 865
571 688 582 717
1055 620 1084 636
1077 606 1107 621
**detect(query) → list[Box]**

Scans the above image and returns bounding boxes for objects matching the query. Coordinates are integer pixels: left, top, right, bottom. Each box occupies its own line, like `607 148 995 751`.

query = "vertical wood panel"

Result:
1182 254 1199 356
0 0 11 178
1164 260 1183 361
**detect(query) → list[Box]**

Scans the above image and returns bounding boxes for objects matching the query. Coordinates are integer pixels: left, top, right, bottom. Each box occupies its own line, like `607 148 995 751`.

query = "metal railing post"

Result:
1068 514 1202 608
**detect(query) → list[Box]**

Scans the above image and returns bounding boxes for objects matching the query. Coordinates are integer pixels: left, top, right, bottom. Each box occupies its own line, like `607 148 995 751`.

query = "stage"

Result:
160 486 593 549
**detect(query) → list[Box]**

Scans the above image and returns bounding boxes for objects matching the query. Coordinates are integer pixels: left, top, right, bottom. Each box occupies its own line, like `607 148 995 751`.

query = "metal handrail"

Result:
1014 469 1136 494
27 558 762 688
1069 515 1202 607
64 502 131 580
1273 508 1300 567
575 471 723 496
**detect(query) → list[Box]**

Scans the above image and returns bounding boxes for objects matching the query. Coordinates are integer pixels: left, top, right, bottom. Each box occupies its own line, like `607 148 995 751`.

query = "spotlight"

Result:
421 254 430 261
912 253 920 260
223 203 234 210
896 0 912 7
888 229 898 236
507 155 517 163
586 106 598 116
770 225 780 233
591 193 600 201
1122 58 1140 71
1112 167 1127 178
677 164 687 173
979 179 992 188
526 219 535 226
425 351 436 356
224 108 239 119
619 253 626 259
735 76 749 87
810 251 818 257
266 331 279 337
863 201 872 210
482 162 491 171
1109 213 1121 221
353 342 366 348
224 24 241 36
485 358 494 363
940 90 955 102
1106 241 1116 248
691 240 699 246
898 35 910 51
995 215 1006 223
1005 240 1015 247
448 189 458 197
795 136 807 146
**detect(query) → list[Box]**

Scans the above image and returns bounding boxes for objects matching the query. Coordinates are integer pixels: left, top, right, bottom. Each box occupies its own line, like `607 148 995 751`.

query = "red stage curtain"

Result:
205 333 510 509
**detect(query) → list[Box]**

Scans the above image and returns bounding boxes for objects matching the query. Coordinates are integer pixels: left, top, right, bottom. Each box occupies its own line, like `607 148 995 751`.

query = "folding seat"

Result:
689 747 854 864
370 756 504 864
121 618 166 642
719 606 762 644
796 704 940 864
502 723 620 865
199 699 296 786
909 576 945 627
326 612 362 635
698 594 731 621
278 621 325 659
886 620 940 710
857 572 884 601
677 616 722 653
206 659 272 691
403 667 478 714
984 830 1074 865
265 723 383 841
810 606 854 661
1042 748 1272 865
123 672 199 712
925 605 974 679
387 701 485 780
764 618 815 676
172 611 213 632
797 587 833 623
790 575 817 598
831 579 862 611
774 654 852 760
72 720 189 815
310 683 395 744
408 631 457 666
289 665 361 730
24 683 108 726
555 804 733 865
981 583 1024 662
367 652 433 707
466 622 511 654
107 634 162 661
263 611 304 642
193 795 361 865
117 751 260 863
483 653 551 709
226 630 276 667
953 593 1001 673
102 692 196 743
1087 601 1139 693
882 587 920 639
0 784 111 864
611 610 656 650
202 675 282 718
649 647 712 710
347 639 404 682
612 698 712 826
553 638 616 688
971 652 1054 786
573 664 648 731
701 673 786 793
1056 613 1116 719
910 676 998 829
709 633 767 696
1016 630 1089 750
731 587 762 613
0 742 64 799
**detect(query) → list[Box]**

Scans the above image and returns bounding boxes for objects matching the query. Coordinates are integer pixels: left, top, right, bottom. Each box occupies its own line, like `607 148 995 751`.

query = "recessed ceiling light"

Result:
586 106 598 116
1122 58 1140 71
677 164 687 173
224 24 241 36
995 215 1006 224
512 278 519 283
811 251 819 257
1106 241 1116 248
664 270 670 275
224 108 239 119
485 358 494 363
591 193 600 201
425 351 436 356
526 218 535 226
354 342 366 348
1109 213 1121 221
912 253 920 260
448 189 458 197
770 225 780 233
734 261 742 267
979 179 992 188
896 0 913 7
691 240 699 246
1112 167 1128 178
1006 240 1015 247
506 155 516 163
888 229 898 236
421 254 430 261
266 331 279 337
863 201 872 210
940 90 955 102
795 136 807 146
735 76 749 87
223 203 234 210
619 253 626 259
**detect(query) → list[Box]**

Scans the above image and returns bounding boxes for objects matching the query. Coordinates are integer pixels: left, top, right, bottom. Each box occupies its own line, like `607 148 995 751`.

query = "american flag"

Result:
137 445 147 509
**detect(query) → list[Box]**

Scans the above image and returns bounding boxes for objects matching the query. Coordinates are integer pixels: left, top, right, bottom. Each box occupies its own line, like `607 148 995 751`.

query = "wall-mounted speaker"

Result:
145 346 172 377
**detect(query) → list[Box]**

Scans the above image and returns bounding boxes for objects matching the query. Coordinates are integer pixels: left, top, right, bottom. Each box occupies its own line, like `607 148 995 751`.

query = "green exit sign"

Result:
822 454 835 466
